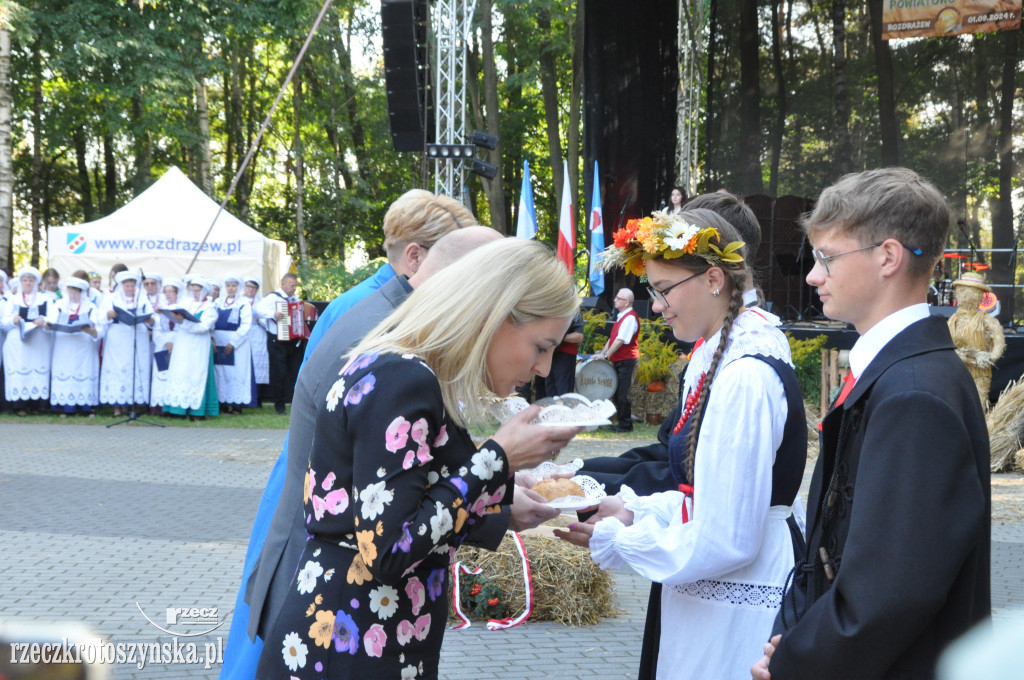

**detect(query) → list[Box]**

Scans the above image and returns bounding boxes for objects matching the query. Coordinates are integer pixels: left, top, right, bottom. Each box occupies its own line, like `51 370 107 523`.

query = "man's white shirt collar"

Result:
616 306 634 320
848 303 930 377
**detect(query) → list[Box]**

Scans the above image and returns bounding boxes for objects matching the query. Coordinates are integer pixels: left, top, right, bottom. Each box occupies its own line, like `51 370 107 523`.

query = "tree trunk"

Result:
131 95 152 196
994 27 1019 324
479 0 507 232
831 0 853 177
768 0 786 196
196 76 212 195
338 14 367 174
738 0 762 194
0 28 13 271
293 70 309 267
72 126 93 221
867 0 898 166
92 164 104 214
103 132 117 215
30 41 42 267
566 3 584 241
537 8 563 206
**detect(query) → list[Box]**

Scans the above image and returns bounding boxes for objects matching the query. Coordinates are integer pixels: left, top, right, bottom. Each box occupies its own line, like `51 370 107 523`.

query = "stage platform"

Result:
784 311 1024 404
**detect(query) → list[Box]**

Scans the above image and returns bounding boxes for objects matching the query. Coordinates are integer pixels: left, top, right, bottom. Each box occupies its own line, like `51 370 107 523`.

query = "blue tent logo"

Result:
67 233 86 254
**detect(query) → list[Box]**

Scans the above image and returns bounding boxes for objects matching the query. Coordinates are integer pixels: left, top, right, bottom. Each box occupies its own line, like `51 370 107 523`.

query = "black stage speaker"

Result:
382 0 432 151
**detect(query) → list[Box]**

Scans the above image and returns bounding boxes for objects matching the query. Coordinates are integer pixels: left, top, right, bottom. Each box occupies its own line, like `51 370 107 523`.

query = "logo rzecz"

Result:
67 233 86 254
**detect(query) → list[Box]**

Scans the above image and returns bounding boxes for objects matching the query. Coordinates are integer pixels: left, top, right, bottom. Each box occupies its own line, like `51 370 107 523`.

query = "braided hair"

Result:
658 208 751 485
683 266 747 484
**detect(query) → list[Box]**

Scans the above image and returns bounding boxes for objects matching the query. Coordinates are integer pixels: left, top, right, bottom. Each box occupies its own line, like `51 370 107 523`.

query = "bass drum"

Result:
575 357 617 402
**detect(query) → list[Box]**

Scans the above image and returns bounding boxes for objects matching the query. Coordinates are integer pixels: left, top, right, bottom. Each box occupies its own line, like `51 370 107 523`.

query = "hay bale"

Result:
805 401 821 463
630 356 688 420
448 524 617 626
987 379 1024 472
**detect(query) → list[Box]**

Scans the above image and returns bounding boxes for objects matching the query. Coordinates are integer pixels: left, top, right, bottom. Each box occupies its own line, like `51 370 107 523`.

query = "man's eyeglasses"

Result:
647 270 703 307
812 240 922 277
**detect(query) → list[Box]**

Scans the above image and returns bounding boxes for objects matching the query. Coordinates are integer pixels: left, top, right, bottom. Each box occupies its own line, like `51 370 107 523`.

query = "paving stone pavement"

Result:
0 423 1021 679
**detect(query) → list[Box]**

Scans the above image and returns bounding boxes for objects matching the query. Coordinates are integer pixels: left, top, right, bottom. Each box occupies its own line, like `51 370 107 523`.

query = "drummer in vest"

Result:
598 288 640 432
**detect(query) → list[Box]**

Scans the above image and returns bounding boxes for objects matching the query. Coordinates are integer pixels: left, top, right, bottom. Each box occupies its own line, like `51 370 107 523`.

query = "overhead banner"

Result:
883 0 1021 39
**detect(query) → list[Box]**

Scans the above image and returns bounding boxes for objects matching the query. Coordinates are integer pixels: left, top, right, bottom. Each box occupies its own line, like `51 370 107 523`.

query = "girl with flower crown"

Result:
557 208 807 680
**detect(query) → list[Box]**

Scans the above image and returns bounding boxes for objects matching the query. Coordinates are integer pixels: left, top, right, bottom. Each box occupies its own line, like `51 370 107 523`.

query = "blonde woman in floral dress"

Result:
255 238 581 680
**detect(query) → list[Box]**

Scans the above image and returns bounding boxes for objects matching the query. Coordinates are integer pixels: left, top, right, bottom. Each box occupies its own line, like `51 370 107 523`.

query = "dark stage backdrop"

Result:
583 0 679 305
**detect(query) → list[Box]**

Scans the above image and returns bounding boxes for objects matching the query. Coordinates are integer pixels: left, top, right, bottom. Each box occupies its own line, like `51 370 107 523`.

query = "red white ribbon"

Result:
485 531 533 630
449 531 535 631
679 484 694 524
450 562 482 630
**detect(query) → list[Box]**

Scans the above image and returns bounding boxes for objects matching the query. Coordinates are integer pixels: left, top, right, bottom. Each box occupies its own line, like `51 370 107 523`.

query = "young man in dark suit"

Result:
752 168 990 680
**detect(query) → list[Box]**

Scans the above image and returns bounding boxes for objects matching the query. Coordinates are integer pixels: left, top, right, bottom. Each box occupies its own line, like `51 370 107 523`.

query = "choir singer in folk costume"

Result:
1 266 56 414
99 270 155 414
163 277 219 418
215 274 255 414
47 276 103 416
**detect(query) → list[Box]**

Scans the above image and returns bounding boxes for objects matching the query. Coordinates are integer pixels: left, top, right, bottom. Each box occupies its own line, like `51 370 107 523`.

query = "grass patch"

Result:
468 421 660 441
0 407 661 439
0 404 292 429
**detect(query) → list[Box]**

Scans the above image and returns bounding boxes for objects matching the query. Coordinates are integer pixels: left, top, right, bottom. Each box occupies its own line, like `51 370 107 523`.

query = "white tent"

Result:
47 166 291 291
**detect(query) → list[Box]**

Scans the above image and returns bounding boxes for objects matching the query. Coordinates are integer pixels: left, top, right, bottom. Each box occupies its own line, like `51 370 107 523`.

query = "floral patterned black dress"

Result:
255 351 512 680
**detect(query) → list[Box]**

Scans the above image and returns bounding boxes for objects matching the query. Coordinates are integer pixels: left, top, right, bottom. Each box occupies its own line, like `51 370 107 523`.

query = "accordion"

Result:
276 300 312 341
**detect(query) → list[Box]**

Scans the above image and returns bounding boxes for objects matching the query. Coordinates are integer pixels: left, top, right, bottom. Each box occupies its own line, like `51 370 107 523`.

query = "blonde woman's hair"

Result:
383 189 475 262
348 238 580 427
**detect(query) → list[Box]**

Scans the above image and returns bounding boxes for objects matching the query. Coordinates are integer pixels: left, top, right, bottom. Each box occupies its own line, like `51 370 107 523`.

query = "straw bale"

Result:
448 523 617 626
805 401 821 463
987 379 1024 472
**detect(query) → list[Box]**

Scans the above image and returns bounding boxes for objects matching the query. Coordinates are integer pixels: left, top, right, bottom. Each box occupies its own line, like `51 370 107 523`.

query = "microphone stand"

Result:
108 268 164 428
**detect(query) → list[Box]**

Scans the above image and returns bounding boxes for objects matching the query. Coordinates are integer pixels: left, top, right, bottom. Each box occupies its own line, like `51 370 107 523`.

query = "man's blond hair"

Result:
383 190 475 263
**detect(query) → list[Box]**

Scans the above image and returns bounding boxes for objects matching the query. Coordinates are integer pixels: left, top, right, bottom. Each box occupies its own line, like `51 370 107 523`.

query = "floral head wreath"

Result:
598 211 745 277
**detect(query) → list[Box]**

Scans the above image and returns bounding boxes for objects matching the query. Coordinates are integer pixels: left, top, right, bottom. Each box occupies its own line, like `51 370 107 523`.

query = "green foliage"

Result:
581 309 608 354
786 333 828 406
456 572 507 621
296 256 388 302
635 318 681 386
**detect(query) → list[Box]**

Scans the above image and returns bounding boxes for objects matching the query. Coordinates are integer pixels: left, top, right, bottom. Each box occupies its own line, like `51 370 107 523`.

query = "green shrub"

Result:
636 318 682 386
296 256 389 301
581 309 609 354
786 333 828 405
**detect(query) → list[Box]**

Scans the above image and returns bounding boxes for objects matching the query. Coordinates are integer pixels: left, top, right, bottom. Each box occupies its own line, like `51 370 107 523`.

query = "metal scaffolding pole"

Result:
675 0 706 195
432 0 476 198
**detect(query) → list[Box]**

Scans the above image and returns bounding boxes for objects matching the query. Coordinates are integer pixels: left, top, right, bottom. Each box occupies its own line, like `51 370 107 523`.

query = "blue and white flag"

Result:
515 159 538 239
588 161 605 295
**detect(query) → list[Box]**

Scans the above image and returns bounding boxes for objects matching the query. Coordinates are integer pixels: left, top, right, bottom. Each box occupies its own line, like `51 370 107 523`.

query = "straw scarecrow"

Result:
948 274 1005 408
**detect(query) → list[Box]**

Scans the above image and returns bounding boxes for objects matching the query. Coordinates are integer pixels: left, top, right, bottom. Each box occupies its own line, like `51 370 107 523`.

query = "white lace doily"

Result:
542 474 607 510
493 393 615 429
526 458 585 479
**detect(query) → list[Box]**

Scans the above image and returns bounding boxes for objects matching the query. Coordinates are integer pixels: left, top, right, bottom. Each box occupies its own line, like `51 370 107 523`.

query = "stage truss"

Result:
676 0 707 195
432 0 477 198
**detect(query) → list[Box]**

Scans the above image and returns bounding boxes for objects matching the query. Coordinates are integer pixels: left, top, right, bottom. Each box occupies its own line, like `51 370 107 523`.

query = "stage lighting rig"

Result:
471 159 498 180
425 144 476 159
470 130 499 150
